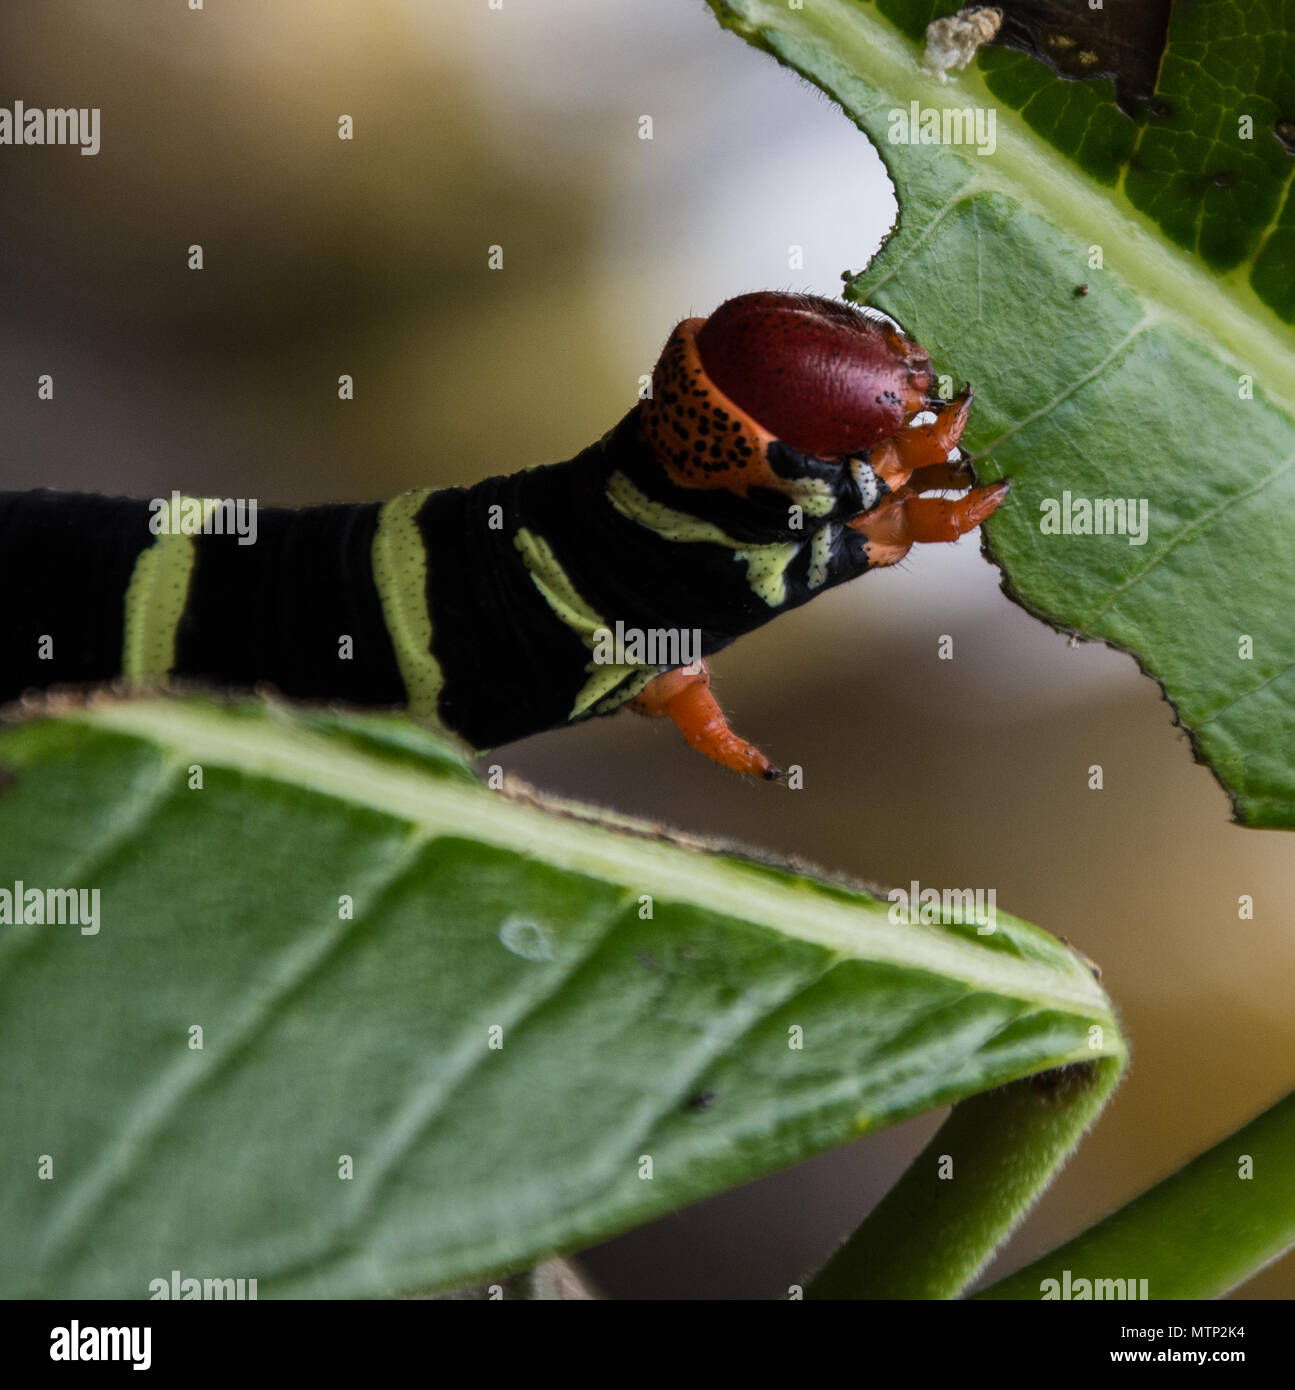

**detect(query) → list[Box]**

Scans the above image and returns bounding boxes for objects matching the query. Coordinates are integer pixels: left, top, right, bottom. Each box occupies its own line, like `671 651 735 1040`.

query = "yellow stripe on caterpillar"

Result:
372 490 445 718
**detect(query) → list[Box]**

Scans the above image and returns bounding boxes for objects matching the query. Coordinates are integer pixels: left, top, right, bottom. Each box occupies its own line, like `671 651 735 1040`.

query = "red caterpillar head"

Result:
640 291 939 492
697 292 935 457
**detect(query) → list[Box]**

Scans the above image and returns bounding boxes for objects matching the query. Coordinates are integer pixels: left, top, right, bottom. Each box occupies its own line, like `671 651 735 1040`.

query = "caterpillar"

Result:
0 291 1006 778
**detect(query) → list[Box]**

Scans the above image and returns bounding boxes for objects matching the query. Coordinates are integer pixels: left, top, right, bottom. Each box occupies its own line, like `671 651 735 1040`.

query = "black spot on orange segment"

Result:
640 319 789 493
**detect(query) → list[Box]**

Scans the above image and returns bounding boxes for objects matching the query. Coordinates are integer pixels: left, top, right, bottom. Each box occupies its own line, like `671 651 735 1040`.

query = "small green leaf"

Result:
0 695 1121 1298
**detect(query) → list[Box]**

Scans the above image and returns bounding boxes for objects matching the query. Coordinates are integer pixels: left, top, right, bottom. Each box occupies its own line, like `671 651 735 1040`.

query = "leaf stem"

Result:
805 1053 1126 1299
976 1085 1295 1299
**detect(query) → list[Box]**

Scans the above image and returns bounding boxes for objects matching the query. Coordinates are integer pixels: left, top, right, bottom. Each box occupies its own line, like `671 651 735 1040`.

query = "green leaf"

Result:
976 1086 1295 1300
0 695 1122 1298
967 2 1295 316
707 0 1295 828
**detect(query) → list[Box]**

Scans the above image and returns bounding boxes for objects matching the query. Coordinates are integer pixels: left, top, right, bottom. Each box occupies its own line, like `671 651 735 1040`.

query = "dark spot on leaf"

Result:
990 0 1172 118
1074 284 1089 297
1275 120 1295 156
685 1090 717 1112
1190 169 1237 196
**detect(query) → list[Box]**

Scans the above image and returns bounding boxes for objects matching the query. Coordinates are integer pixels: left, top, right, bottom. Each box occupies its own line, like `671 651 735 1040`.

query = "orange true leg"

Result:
907 458 973 493
867 390 973 488
631 661 781 780
899 481 1011 542
849 479 1010 565
889 389 974 471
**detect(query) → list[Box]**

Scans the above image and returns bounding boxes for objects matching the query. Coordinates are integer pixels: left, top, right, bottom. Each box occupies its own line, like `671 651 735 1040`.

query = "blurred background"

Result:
1 0 1292 1298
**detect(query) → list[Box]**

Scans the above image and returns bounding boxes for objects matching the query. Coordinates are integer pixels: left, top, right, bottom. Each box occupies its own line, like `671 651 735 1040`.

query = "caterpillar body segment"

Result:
0 293 1007 777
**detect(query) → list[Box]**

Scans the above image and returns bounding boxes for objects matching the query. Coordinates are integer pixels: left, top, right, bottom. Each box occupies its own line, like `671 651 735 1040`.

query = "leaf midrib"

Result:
62 697 1119 1022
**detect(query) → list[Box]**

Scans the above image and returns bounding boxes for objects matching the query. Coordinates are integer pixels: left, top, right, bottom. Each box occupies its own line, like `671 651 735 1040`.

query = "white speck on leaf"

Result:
499 916 555 962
